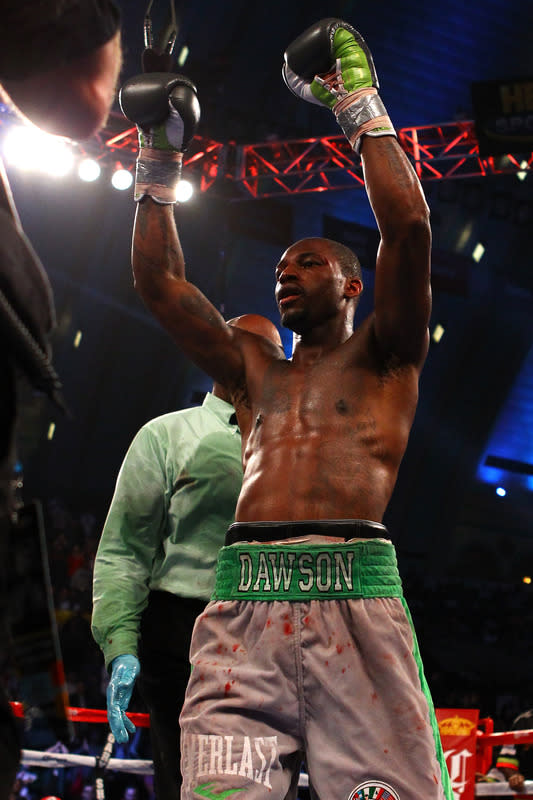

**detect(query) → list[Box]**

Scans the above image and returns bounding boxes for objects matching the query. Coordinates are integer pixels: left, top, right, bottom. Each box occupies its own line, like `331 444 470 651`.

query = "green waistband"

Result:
212 540 402 601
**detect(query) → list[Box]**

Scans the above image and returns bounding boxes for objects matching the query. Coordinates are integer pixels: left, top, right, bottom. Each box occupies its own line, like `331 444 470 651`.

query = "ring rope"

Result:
10 701 151 728
476 783 533 796
12 703 533 745
20 749 154 775
18 750 533 794
10 704 533 795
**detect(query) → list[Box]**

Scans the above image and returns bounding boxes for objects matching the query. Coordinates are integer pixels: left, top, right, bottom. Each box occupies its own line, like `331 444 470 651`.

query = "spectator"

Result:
494 710 533 792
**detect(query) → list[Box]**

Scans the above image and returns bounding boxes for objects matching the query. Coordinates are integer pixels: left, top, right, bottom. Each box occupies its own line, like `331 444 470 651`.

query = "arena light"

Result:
176 179 193 203
523 576 532 585
73 330 83 348
45 142 75 177
178 45 189 66
517 160 529 181
47 422 56 441
3 125 74 176
495 486 507 497
3 127 37 169
456 221 473 251
111 166 133 191
472 242 485 262
78 158 101 182
432 323 445 343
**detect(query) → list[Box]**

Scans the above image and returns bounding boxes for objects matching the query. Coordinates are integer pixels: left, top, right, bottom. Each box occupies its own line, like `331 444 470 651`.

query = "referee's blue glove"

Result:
106 654 141 742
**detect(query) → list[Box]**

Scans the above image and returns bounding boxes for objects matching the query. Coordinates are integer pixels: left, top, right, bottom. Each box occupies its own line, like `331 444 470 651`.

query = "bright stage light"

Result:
111 168 133 191
496 486 507 497
517 160 529 181
3 126 43 170
176 179 193 203
472 242 485 262
432 323 445 344
46 142 75 176
3 125 74 176
178 45 189 66
78 158 101 182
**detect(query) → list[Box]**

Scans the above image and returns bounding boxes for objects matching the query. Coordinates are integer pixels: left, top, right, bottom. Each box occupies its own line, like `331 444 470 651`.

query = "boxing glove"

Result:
120 72 201 202
106 654 140 742
283 18 395 153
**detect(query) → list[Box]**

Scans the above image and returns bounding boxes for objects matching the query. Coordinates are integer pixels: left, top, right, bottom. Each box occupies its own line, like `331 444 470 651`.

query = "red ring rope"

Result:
9 701 150 727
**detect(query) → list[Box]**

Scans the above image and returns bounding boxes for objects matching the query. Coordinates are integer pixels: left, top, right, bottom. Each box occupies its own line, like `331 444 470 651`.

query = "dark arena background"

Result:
2 1 532 798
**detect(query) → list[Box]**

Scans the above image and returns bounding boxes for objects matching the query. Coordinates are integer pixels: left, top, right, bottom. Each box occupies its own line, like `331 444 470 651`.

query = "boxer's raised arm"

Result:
361 136 431 368
132 198 243 386
283 18 431 368
123 72 244 386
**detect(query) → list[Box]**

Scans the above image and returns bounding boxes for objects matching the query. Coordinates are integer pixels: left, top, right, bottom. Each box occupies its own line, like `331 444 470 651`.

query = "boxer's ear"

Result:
344 276 363 298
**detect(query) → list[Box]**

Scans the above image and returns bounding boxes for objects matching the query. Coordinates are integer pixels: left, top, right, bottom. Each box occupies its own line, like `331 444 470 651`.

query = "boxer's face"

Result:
274 239 348 331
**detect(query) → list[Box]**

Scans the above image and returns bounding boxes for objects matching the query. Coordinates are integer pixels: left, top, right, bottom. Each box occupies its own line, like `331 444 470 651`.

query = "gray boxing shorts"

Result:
180 527 452 800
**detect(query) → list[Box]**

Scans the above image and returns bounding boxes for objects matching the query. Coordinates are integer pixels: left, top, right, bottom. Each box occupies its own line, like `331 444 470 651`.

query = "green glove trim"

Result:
139 125 175 152
137 104 186 153
332 27 374 85
310 27 374 108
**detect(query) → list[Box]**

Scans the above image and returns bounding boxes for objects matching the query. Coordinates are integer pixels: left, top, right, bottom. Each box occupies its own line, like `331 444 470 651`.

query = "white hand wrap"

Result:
134 148 183 204
334 88 396 153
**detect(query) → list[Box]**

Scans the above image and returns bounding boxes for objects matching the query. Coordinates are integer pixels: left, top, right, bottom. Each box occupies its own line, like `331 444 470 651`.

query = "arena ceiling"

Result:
6 0 533 578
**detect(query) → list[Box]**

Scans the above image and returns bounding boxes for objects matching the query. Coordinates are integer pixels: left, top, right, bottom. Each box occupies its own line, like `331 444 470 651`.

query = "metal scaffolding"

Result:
90 117 531 197
3 108 532 198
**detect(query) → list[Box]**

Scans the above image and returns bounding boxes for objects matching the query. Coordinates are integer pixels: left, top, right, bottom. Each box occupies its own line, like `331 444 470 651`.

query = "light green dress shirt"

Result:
91 392 242 668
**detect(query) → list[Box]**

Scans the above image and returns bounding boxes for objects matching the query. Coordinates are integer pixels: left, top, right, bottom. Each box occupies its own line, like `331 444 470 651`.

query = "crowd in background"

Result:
6 496 533 799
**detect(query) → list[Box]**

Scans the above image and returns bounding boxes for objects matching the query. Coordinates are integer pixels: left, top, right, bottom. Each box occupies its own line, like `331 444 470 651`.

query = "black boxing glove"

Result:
283 18 395 153
119 72 200 203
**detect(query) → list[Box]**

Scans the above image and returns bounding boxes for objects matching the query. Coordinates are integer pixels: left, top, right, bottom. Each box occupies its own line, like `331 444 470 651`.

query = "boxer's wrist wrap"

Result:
134 148 183 204
334 88 396 154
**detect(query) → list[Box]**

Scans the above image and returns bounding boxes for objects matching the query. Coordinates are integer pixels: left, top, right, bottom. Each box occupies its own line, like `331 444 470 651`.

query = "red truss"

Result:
92 118 532 198
2 110 531 198
234 122 532 197
80 118 226 194
398 121 532 182
236 136 365 197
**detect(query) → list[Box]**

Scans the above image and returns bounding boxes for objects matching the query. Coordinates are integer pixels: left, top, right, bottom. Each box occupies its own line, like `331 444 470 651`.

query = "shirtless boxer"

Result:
120 17 453 800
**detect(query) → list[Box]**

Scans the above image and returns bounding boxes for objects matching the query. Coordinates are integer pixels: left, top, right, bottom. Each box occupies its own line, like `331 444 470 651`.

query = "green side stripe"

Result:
402 598 455 800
